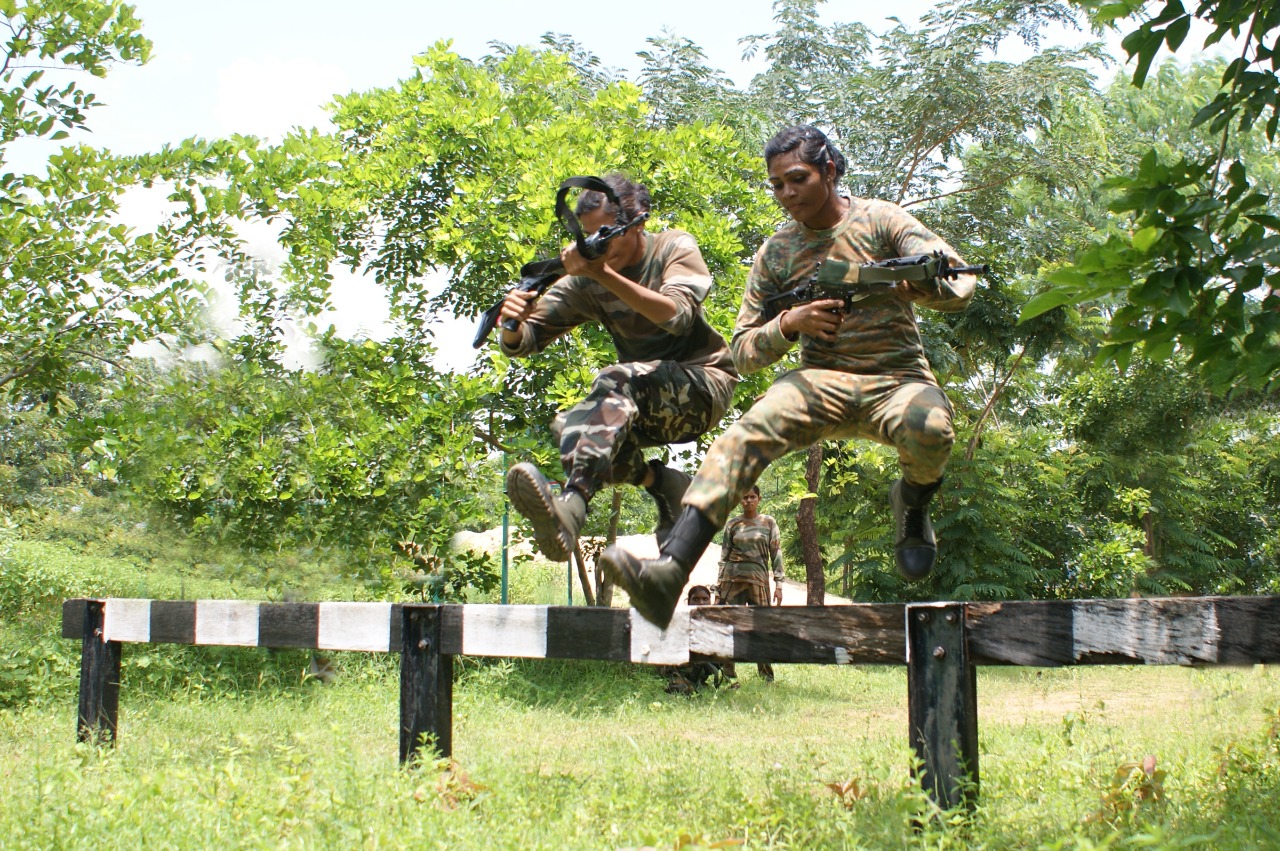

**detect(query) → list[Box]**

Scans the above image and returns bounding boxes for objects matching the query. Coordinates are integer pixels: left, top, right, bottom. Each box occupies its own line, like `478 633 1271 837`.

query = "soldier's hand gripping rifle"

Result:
472 176 649 349
762 252 990 320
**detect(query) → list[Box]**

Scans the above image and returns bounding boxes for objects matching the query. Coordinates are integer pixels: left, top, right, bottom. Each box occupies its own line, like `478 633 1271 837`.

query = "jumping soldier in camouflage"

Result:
602 126 978 629
499 174 739 562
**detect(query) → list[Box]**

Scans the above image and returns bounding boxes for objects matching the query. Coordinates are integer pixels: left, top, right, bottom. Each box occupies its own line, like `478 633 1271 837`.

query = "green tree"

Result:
81 41 778 589
1025 0 1280 392
0 1 262 409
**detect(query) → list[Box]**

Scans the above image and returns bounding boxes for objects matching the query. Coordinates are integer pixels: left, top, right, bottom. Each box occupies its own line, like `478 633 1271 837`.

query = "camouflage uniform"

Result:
501 229 739 495
682 198 975 526
718 512 784 680
717 513 784 603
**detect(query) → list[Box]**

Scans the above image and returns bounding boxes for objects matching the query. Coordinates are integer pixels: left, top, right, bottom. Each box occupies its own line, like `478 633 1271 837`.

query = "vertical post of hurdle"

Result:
76 599 122 745
906 602 978 812
399 604 454 764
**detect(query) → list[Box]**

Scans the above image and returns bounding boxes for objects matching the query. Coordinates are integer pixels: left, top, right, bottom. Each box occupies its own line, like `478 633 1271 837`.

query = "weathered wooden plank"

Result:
439 605 464 655
400 605 453 764
59 595 1280 665
318 602 392 652
77 600 121 745
104 599 151 643
689 604 905 664
546 606 631 661
1210 596 1280 663
630 608 690 665
195 600 260 646
966 601 1076 666
62 598 87 639
907 603 978 812
150 600 196 644
967 596 1280 666
1073 598 1217 665
460 605 548 658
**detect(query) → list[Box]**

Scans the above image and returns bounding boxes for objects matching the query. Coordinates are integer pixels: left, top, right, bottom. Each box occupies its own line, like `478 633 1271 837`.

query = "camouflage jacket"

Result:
501 229 738 380
731 199 975 381
720 513 784 583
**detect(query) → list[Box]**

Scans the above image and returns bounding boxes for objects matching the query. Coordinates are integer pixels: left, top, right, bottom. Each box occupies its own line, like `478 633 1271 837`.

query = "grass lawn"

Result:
3 649 1278 849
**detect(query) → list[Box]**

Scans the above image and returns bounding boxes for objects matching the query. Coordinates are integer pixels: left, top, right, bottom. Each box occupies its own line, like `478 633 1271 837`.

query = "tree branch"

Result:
472 426 513 453
901 174 1024 209
964 345 1027 462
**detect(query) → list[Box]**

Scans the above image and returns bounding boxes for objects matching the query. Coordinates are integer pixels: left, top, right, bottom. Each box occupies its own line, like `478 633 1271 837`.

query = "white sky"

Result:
18 0 1122 370
84 0 937 153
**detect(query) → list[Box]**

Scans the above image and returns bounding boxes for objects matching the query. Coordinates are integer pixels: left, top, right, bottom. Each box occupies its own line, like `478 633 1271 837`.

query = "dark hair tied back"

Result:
764 125 847 181
574 173 651 223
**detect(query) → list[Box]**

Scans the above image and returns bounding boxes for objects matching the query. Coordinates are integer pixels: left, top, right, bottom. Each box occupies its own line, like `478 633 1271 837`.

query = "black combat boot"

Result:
644 459 692 546
506 462 588 562
600 506 717 629
890 477 943 581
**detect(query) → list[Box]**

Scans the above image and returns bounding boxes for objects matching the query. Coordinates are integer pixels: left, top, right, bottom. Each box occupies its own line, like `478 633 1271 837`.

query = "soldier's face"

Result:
766 151 837 228
688 589 712 605
741 491 760 512
579 207 644 267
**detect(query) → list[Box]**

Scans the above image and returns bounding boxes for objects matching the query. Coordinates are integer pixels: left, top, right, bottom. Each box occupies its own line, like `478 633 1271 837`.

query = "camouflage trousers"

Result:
717 577 774 680
552 360 728 499
684 368 955 527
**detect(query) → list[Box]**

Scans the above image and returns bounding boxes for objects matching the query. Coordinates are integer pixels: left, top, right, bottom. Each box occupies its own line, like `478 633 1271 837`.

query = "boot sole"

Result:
890 479 936 581
507 465 570 562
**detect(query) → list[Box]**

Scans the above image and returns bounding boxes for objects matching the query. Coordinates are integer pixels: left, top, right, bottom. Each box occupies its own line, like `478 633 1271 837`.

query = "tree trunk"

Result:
594 487 621 607
964 346 1026 461
798 444 826 605
572 545 596 607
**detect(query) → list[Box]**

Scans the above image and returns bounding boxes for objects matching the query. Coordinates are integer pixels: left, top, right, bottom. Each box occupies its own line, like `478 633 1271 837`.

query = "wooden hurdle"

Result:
62 595 1280 812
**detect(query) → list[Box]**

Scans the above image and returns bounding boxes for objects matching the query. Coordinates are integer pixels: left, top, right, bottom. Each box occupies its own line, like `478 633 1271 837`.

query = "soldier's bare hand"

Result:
780 299 844 342
560 243 609 279
895 280 931 303
499 288 539 326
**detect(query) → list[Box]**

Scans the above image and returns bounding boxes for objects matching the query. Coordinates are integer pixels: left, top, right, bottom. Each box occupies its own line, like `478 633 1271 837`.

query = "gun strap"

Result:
520 176 627 278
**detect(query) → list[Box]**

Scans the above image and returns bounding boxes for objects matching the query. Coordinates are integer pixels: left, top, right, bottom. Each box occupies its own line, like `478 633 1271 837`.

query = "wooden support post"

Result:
77 599 121 745
399 604 453 764
906 602 978 812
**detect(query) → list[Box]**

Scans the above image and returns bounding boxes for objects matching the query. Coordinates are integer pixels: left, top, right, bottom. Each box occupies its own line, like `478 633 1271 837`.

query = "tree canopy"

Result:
5 0 1278 603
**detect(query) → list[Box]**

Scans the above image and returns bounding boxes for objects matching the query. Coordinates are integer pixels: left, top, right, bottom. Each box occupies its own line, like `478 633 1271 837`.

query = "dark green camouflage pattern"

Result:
500 229 737 374
501 228 738 498
553 360 734 492
719 513 783 584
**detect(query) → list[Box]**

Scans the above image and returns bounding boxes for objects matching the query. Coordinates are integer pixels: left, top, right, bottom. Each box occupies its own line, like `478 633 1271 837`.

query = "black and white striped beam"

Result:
62 595 1280 667
61 599 694 665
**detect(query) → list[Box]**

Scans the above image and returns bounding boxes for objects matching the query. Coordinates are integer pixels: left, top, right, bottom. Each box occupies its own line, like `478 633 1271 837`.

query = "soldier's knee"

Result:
593 363 636 391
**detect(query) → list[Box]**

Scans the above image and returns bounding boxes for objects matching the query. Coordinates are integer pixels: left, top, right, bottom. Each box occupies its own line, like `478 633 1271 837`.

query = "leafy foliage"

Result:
1026 0 1280 392
0 1 263 409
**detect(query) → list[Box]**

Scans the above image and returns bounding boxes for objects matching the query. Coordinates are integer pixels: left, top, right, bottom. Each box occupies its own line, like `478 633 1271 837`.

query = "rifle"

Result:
472 177 649 349
762 252 990 320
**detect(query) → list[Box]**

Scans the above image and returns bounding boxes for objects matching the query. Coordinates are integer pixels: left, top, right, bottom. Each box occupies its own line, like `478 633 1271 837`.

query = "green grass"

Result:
2 656 1278 849
3 521 1280 848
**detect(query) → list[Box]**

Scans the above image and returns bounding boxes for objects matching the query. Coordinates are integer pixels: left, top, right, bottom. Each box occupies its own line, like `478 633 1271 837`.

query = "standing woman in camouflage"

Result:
603 125 977 629
718 485 784 682
500 174 739 563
